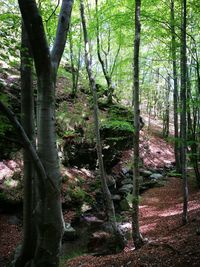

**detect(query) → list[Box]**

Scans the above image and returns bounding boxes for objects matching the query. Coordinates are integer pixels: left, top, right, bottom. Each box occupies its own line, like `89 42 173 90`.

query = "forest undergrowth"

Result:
0 126 200 267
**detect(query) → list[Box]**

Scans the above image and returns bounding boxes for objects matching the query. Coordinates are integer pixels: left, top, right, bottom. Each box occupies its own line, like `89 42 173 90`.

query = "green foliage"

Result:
0 93 12 136
168 171 181 177
101 120 134 134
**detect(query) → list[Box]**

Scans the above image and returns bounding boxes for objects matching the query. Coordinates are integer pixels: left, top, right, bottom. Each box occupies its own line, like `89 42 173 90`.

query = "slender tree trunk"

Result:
187 70 200 188
95 0 115 104
163 76 170 138
180 0 188 224
80 0 126 250
170 0 181 173
132 0 144 249
69 29 77 97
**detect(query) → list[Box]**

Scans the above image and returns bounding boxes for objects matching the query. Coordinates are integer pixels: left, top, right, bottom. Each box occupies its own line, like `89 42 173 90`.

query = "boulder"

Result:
119 184 133 194
63 223 77 241
111 194 121 201
140 169 153 178
121 178 132 185
150 173 163 180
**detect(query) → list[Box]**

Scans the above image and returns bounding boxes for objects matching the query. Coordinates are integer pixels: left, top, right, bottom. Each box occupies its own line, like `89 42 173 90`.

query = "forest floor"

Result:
65 176 200 267
1 170 200 267
0 128 200 266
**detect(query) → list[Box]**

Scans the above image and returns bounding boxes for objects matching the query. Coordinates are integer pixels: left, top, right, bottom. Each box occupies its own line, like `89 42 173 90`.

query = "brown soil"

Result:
65 177 200 267
0 132 199 267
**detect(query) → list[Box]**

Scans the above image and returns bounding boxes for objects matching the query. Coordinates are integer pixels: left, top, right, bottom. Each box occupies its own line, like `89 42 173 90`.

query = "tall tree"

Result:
132 0 144 249
14 24 36 267
170 0 181 173
80 0 126 250
180 0 188 224
95 0 120 104
16 0 74 266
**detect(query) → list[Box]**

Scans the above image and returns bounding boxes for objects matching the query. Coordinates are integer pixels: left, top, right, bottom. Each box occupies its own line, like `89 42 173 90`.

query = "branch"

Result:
51 0 74 71
45 0 60 24
0 101 58 196
18 0 51 76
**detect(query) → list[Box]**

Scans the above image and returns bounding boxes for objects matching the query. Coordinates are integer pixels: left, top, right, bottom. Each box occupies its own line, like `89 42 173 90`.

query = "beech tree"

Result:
180 0 188 224
132 0 144 249
170 0 181 173
9 0 74 266
80 0 126 250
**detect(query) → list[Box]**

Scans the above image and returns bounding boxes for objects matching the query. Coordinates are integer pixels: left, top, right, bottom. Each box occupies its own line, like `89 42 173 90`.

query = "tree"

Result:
170 0 181 173
14 24 36 267
132 0 144 249
95 0 120 104
180 0 188 224
12 0 74 266
80 0 126 250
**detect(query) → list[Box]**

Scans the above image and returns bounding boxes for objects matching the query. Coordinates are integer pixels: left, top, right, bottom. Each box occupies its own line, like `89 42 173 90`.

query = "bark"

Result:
0 101 46 199
80 0 126 249
95 0 119 104
69 26 82 97
17 0 74 266
187 71 200 188
14 24 36 267
132 0 144 249
180 0 188 224
69 29 77 96
163 76 170 138
170 0 181 173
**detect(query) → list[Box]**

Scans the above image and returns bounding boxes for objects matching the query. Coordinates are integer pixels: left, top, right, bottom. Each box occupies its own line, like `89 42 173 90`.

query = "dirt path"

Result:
66 177 200 267
0 176 200 267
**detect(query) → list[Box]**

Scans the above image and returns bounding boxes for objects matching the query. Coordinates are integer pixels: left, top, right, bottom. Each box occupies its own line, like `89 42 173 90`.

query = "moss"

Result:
101 120 134 134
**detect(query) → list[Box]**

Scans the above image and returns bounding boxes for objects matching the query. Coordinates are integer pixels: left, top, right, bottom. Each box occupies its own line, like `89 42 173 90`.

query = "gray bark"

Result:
170 0 181 173
17 0 74 266
14 24 36 267
80 0 126 249
95 0 120 104
132 0 144 249
180 0 188 224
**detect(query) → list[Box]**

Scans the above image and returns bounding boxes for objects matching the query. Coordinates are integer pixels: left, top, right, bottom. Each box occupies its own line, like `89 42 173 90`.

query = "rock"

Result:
111 194 121 201
87 230 124 255
119 184 133 194
118 222 132 239
63 223 77 241
140 169 153 177
82 215 104 231
87 231 112 255
139 180 157 192
150 173 163 180
119 199 130 211
121 167 129 175
121 178 132 185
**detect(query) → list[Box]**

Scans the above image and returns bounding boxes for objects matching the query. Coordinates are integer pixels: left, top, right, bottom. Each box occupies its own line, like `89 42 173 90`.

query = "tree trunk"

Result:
132 0 144 249
14 23 36 267
180 0 188 224
80 0 126 250
95 0 115 104
163 76 170 138
170 0 181 173
17 0 74 266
